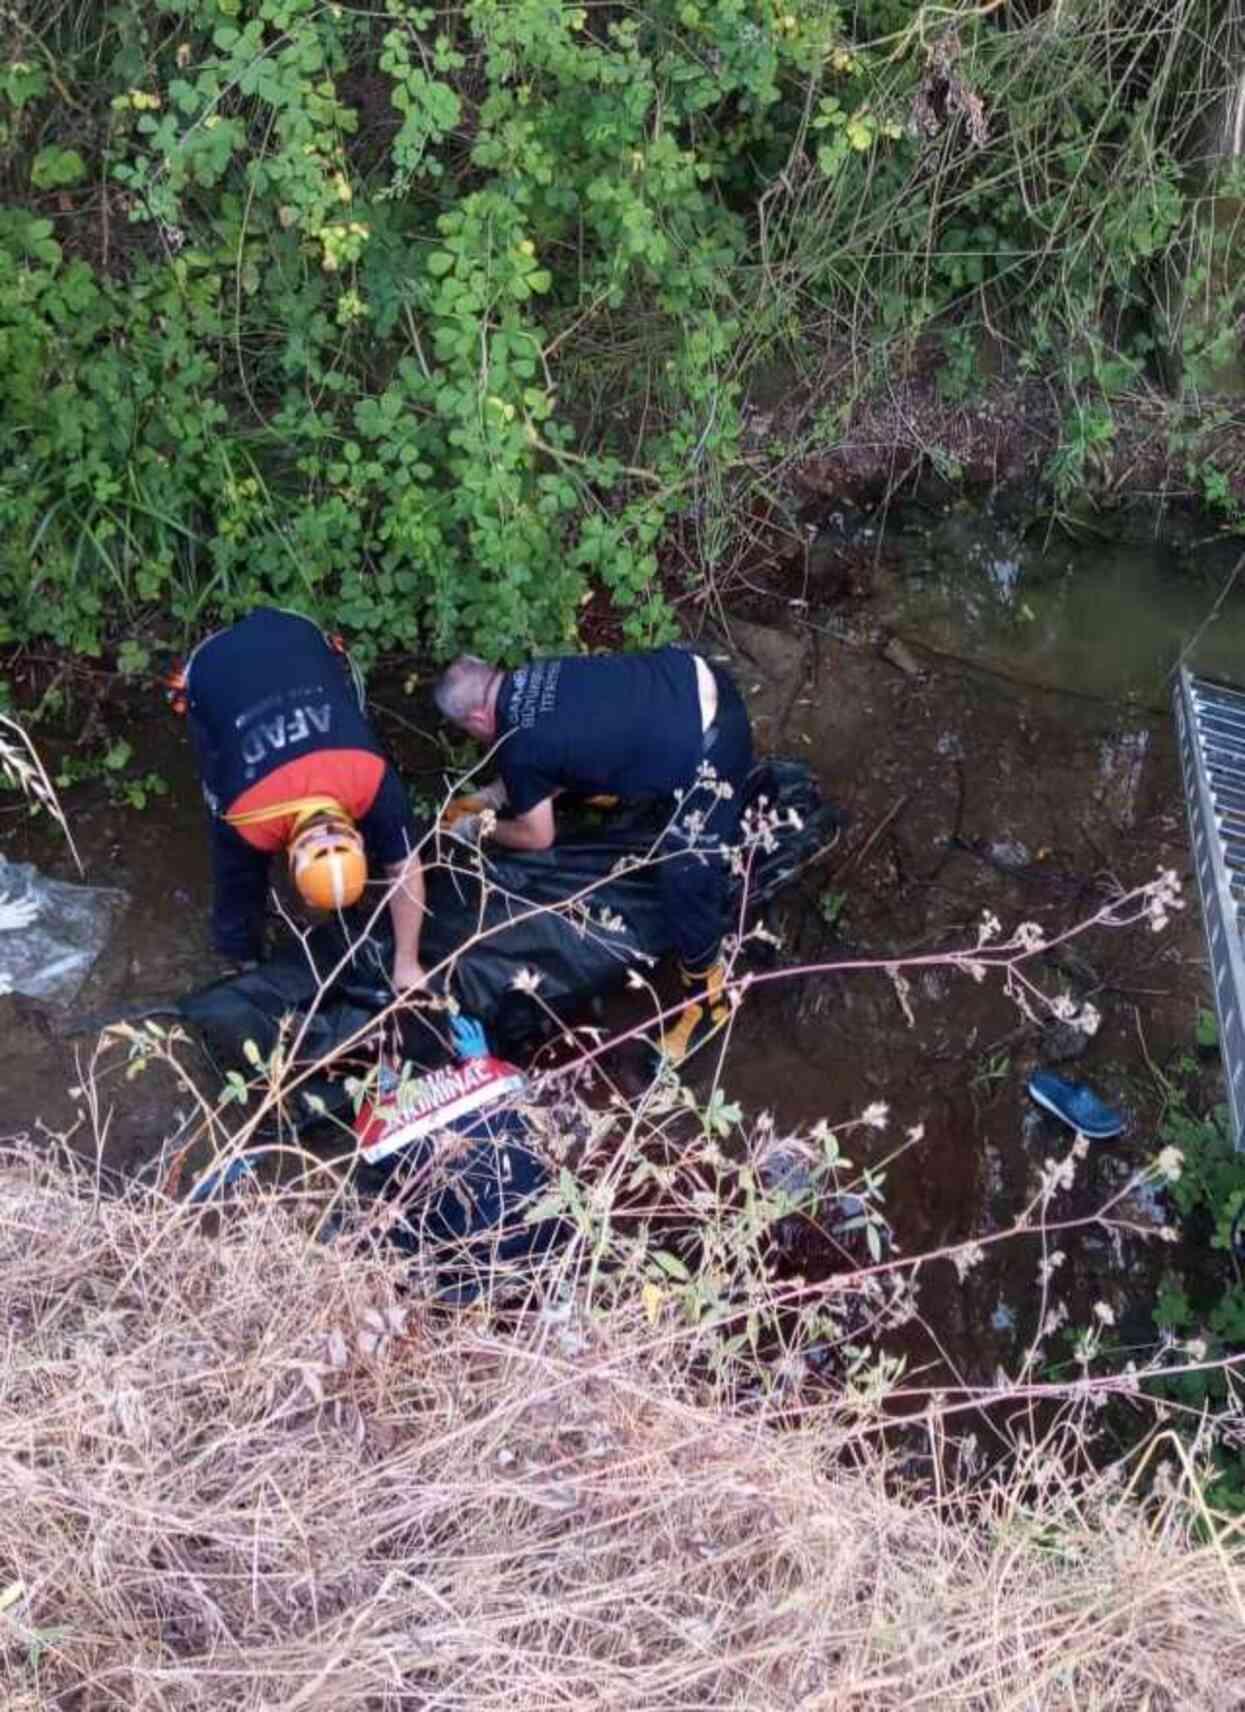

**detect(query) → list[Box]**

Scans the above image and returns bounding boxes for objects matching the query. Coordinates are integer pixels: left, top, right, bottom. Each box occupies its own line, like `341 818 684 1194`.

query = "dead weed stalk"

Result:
2 1133 1245 1710
0 709 82 873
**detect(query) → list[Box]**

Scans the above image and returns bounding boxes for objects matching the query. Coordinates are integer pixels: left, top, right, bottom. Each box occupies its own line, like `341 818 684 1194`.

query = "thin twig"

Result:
830 794 909 881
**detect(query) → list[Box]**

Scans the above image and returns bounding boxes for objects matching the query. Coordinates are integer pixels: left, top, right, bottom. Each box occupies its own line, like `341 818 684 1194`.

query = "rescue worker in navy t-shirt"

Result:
183 608 427 991
432 646 753 1062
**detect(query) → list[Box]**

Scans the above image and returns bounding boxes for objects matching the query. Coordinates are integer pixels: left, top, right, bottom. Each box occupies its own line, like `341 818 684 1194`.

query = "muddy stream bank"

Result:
2 500 1240 1402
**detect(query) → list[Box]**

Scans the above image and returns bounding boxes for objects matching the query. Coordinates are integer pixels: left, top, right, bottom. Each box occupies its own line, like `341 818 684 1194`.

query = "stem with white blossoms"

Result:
554 868 1185 1084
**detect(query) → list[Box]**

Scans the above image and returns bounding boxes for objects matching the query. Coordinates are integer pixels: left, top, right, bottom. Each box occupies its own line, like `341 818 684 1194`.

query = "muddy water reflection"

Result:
721 504 1232 1397
888 505 1245 700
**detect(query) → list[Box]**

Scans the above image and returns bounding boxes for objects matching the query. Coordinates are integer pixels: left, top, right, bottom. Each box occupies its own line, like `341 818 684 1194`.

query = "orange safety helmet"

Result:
287 807 367 911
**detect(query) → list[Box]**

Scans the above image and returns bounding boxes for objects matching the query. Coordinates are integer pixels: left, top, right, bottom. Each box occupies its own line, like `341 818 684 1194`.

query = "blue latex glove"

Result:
449 1012 489 1059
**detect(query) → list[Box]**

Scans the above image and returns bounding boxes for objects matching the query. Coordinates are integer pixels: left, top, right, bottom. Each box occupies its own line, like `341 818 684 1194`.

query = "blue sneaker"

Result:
188 1154 258 1204
1027 1071 1124 1140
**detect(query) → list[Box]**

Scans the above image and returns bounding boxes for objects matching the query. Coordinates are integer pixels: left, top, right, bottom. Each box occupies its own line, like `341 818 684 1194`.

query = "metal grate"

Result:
1175 667 1245 1149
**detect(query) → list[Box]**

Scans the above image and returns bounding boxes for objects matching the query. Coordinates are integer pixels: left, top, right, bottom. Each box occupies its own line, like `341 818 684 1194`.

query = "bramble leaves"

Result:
30 146 86 189
0 2 1234 657
3 0 837 656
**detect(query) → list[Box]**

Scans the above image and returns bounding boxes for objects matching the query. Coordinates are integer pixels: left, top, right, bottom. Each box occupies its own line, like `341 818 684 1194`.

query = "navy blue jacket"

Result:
186 609 415 960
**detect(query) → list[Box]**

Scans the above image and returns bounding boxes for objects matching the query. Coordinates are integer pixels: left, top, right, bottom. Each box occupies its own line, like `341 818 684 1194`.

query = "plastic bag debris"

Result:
0 855 129 1003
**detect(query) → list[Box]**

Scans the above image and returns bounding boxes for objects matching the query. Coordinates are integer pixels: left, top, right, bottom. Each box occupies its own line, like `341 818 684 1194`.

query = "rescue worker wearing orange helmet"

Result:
184 608 426 991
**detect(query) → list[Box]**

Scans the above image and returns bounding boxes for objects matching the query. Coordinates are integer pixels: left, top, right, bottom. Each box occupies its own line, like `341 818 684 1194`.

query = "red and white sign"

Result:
355 1056 527 1165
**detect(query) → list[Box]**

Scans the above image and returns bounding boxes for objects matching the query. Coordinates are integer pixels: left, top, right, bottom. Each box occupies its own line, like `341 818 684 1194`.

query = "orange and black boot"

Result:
660 960 730 1065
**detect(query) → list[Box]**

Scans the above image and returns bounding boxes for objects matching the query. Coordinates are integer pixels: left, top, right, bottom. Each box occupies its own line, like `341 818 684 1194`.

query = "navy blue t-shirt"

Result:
496 648 703 816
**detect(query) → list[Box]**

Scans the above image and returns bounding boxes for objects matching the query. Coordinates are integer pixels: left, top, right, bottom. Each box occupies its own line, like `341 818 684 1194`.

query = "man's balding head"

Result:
434 655 499 740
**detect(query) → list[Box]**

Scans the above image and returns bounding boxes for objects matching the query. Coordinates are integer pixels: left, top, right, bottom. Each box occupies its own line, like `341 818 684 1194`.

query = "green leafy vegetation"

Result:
0 0 832 657
54 737 169 810
1144 1019 1245 1508
0 1 1241 658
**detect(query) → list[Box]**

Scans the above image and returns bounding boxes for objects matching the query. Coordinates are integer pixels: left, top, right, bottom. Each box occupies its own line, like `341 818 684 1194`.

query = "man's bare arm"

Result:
489 796 556 852
386 853 426 989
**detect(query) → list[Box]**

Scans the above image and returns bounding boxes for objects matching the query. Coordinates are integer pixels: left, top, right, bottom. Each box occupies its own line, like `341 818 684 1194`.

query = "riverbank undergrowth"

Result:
3 0 1245 660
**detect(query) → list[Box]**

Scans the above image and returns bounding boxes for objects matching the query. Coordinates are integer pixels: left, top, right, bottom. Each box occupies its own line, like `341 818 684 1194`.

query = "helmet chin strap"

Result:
291 801 351 836
288 815 365 870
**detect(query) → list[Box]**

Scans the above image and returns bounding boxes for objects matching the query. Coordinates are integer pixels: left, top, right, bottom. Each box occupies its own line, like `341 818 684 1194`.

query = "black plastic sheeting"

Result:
353 1102 568 1305
179 759 840 1131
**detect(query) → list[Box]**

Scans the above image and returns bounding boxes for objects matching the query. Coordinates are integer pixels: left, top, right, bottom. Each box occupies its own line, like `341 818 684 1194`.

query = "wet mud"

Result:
0 512 1231 1395
702 527 1222 1397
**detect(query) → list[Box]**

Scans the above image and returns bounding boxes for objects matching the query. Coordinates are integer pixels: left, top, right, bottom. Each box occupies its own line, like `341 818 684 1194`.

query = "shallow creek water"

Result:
705 500 1244 1402
888 502 1245 699
1 501 1241 1405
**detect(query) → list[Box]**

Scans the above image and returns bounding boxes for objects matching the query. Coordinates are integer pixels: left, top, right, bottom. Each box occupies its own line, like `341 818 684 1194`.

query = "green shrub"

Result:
1144 1019 1245 1509
0 0 846 657
0 1 1238 658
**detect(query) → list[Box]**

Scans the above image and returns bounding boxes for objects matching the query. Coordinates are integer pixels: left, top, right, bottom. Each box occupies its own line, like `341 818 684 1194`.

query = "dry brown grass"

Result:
0 713 81 874
3 1138 1245 1712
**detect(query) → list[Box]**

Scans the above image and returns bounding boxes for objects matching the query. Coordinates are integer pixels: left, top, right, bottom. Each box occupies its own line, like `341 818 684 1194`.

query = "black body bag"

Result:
179 759 839 1130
